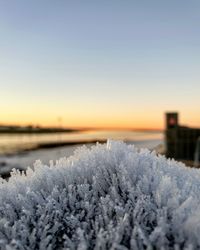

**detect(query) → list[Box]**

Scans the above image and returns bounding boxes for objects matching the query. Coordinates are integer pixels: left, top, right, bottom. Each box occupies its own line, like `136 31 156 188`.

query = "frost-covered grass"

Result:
0 141 200 249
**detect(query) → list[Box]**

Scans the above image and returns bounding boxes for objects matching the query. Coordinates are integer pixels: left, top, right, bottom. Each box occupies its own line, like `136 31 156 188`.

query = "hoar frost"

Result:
0 141 200 249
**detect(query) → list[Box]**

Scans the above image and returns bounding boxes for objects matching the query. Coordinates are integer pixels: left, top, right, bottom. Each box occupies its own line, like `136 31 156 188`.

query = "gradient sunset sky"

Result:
0 1 200 129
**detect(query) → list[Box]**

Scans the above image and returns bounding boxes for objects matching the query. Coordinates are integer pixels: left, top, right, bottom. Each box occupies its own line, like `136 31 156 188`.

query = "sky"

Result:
0 0 200 129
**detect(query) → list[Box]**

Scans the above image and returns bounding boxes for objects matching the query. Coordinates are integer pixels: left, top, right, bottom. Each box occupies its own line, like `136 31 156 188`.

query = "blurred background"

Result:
0 1 200 177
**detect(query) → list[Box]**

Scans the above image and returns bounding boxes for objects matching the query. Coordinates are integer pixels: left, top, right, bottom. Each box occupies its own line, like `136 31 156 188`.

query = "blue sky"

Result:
0 1 200 128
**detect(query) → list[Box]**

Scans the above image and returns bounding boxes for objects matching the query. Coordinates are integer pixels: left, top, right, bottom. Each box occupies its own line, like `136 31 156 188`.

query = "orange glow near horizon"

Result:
0 111 163 130
1 108 200 130
2 85 200 130
0 97 164 129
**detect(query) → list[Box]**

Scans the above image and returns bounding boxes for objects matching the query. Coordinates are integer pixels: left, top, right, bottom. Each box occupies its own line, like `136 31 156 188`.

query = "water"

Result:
0 130 164 177
0 130 163 155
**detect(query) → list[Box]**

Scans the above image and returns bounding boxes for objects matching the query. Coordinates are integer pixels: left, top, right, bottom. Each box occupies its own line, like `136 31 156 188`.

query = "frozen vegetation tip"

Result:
0 140 200 249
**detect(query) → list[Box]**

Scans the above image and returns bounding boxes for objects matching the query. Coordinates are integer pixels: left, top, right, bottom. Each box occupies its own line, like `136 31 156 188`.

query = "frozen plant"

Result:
0 141 200 249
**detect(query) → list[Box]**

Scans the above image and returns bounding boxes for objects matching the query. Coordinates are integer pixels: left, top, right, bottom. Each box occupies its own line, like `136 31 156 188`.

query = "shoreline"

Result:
0 128 80 134
0 139 164 179
0 139 107 157
0 138 164 157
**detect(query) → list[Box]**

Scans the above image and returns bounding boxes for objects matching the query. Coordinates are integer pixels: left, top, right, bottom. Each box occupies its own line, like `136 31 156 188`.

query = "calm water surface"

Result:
0 130 164 154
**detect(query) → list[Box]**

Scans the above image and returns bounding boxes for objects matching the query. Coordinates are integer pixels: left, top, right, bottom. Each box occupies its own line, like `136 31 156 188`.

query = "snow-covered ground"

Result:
0 141 199 249
0 139 163 177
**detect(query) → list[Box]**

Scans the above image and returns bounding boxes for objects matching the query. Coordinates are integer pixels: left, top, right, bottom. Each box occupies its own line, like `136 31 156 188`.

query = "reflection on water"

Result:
0 130 163 154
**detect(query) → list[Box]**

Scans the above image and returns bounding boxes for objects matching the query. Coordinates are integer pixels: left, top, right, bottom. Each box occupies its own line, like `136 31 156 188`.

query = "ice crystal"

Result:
0 141 200 249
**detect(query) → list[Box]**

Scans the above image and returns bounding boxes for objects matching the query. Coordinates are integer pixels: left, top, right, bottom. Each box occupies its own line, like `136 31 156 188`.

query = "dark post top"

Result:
166 112 179 129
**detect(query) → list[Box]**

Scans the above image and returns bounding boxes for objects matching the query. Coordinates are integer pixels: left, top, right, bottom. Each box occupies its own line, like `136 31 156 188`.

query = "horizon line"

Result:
0 123 164 132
